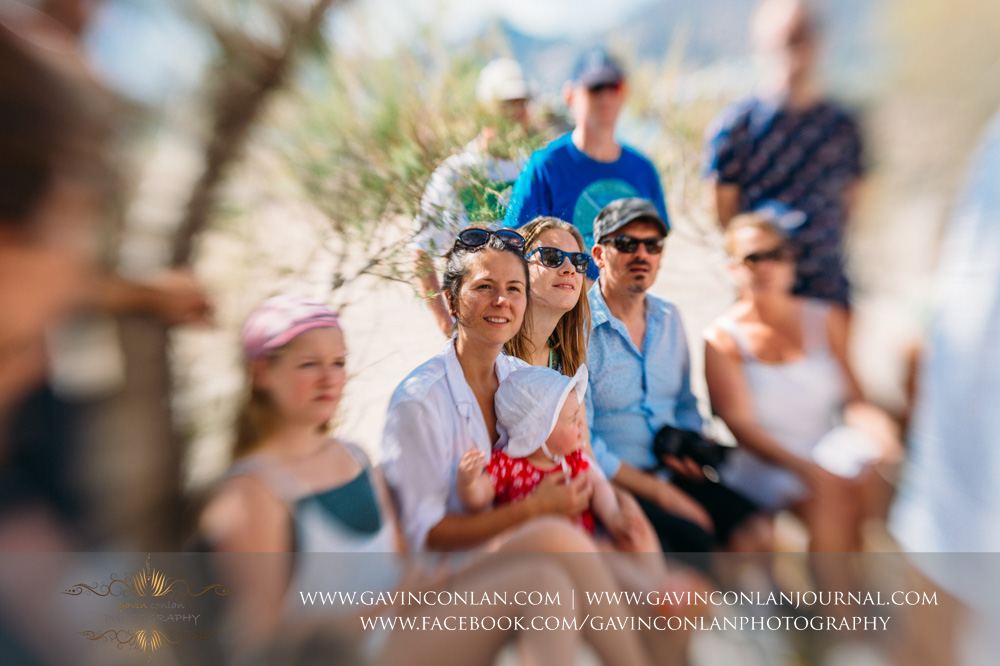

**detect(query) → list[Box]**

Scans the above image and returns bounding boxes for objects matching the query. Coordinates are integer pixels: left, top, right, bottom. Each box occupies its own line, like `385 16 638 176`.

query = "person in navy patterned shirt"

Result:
704 0 863 306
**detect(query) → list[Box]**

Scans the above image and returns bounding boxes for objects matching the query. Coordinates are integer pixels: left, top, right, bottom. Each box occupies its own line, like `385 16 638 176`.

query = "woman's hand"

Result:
531 471 592 518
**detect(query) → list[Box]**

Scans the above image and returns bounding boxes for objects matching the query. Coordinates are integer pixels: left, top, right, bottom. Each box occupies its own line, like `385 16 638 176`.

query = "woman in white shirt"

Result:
382 228 658 666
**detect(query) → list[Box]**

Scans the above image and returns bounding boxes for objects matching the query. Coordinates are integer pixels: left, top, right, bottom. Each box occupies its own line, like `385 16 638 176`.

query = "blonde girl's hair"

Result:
232 383 275 461
504 216 591 376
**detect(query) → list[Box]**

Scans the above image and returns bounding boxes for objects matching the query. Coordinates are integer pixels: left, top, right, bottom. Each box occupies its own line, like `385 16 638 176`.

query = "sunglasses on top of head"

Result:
526 246 591 274
739 245 796 266
601 234 664 254
456 228 526 253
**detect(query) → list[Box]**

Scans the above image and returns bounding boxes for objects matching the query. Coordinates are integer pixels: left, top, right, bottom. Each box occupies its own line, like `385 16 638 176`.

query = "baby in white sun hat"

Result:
458 365 638 543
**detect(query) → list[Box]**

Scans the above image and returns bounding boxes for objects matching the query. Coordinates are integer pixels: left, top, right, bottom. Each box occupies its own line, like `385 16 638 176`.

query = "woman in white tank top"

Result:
703 216 900 553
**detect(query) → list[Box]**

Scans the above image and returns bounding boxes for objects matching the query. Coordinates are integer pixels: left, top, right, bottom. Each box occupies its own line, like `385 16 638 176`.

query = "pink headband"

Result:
241 295 340 360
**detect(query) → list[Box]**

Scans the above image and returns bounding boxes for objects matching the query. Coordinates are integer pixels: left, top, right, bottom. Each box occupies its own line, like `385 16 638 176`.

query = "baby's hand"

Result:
607 501 648 552
457 449 494 512
458 449 488 488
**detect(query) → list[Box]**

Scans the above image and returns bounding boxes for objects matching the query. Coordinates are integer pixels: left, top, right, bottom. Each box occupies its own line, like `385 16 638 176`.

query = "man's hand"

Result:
662 454 707 482
655 480 714 534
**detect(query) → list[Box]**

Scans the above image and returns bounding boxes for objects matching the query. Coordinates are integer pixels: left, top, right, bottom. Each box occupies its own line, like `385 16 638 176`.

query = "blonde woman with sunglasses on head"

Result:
704 214 900 555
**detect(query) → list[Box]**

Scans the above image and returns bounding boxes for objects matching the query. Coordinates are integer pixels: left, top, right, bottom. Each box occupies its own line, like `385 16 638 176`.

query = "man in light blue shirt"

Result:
586 198 757 551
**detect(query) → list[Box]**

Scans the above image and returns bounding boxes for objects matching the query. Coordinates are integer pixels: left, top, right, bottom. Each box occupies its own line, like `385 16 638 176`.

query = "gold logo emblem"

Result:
64 554 229 660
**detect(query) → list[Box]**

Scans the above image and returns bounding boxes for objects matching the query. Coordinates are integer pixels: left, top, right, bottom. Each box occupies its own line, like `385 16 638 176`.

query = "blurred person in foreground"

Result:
704 0 863 307
412 57 533 336
0 16 113 666
4 1 212 329
889 110 1000 666
2 0 210 557
504 48 668 281
0 11 113 546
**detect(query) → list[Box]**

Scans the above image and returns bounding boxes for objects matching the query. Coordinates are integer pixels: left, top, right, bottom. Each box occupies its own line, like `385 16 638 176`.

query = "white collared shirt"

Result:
381 338 527 551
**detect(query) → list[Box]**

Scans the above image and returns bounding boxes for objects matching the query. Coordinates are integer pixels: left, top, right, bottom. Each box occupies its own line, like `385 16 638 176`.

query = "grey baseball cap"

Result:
593 198 669 242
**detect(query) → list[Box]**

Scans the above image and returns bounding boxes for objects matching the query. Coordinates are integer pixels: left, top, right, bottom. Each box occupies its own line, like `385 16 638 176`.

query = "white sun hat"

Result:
495 364 588 460
476 57 532 104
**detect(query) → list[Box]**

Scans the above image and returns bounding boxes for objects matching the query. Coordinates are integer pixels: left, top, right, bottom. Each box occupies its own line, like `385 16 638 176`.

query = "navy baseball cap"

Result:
571 48 625 88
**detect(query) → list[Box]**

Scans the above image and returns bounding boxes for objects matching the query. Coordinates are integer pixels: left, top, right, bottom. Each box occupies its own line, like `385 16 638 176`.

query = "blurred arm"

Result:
712 181 742 228
92 270 211 325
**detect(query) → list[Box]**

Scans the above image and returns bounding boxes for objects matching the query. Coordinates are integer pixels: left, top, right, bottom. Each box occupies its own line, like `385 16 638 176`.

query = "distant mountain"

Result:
491 0 883 99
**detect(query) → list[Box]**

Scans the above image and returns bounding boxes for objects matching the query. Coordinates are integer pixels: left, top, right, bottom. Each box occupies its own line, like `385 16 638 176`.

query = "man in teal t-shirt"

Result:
505 48 668 279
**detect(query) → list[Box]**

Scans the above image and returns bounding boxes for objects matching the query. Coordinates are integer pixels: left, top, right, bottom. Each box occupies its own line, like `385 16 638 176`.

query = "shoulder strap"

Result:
715 316 754 361
341 441 372 469
227 455 305 502
800 300 832 354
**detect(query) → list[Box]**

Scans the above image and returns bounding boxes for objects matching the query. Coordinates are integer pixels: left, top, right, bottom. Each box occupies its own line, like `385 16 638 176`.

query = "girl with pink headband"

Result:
200 295 586 665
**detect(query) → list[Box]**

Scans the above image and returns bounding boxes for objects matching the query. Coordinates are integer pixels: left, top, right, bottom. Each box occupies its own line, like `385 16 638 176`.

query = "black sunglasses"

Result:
602 235 664 254
456 228 526 253
526 246 591 274
739 245 796 266
588 81 623 94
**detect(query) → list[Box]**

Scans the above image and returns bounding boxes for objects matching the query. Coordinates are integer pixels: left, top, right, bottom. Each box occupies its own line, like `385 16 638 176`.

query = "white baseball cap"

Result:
476 58 532 104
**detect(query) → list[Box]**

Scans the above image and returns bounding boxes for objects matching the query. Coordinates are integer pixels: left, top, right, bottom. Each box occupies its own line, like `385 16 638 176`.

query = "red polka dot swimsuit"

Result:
487 448 597 534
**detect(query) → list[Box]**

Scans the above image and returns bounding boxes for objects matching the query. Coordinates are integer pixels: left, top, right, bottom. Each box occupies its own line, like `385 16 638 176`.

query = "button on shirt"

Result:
585 282 704 479
381 338 527 551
